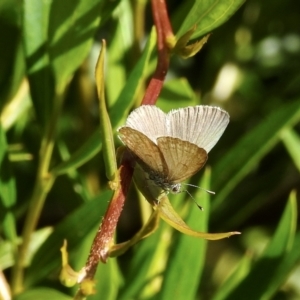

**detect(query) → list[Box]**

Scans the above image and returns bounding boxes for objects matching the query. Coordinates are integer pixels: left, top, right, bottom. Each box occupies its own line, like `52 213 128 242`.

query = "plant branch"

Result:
73 152 134 299
11 86 65 295
74 2 175 296
142 0 173 105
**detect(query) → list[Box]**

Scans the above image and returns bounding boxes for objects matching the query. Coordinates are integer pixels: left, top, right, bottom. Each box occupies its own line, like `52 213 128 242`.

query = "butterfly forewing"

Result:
157 137 207 183
118 127 167 174
167 106 229 153
124 105 167 143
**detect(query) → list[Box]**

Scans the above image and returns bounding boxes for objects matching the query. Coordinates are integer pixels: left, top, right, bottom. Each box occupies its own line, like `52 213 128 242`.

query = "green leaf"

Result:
51 131 102 176
106 0 133 105
262 230 300 300
0 124 16 210
51 29 156 176
212 254 252 300
211 100 300 217
23 0 54 126
118 221 170 300
109 209 160 258
48 0 102 84
158 78 198 110
223 192 297 300
0 239 14 270
0 29 25 115
109 28 156 128
25 190 112 287
157 169 211 300
174 0 245 40
158 193 239 240
260 192 299 300
0 124 17 242
15 288 72 300
96 40 117 181
281 127 300 172
69 225 122 300
0 0 22 99
23 0 120 125
263 191 297 257
89 259 122 300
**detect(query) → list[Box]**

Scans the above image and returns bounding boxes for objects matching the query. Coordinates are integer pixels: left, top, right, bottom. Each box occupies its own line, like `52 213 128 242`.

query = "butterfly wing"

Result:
118 127 167 174
167 106 229 153
123 105 167 143
157 136 207 183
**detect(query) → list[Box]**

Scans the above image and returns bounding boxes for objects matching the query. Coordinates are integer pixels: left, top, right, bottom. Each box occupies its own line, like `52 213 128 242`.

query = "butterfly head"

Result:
169 183 181 194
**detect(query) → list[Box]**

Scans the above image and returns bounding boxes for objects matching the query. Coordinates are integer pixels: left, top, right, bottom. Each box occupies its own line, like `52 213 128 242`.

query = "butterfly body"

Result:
148 170 180 193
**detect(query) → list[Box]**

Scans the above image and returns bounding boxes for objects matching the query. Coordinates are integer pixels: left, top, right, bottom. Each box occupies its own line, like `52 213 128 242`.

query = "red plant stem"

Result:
82 0 175 282
84 154 134 278
152 0 173 37
142 0 173 105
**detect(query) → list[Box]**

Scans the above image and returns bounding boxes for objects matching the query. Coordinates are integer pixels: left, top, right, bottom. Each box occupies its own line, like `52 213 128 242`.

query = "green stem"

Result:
11 86 65 294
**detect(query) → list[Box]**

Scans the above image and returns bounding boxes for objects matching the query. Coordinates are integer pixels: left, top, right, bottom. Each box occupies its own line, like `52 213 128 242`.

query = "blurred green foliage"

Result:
0 0 300 299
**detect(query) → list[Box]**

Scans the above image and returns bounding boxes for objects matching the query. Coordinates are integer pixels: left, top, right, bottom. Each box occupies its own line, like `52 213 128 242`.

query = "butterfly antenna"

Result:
183 183 215 195
185 189 204 211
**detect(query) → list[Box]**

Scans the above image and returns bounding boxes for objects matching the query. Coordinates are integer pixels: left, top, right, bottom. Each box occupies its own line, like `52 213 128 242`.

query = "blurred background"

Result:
1 0 300 299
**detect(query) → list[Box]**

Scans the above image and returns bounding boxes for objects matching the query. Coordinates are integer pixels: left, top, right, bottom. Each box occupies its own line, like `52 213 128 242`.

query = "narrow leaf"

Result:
15 288 72 300
174 0 245 40
0 124 17 243
212 253 252 300
51 29 156 176
25 191 112 287
223 192 297 300
96 40 117 181
212 100 300 217
158 169 211 300
158 195 240 240
281 127 300 172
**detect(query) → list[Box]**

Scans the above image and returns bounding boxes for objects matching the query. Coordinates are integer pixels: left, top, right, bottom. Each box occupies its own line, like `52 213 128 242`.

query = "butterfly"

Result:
118 105 229 194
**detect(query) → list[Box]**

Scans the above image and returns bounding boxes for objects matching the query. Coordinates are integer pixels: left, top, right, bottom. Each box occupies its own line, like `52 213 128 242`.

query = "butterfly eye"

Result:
170 184 181 194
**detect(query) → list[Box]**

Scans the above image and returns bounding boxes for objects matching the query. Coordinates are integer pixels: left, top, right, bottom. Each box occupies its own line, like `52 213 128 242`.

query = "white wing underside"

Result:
120 105 229 153
167 106 229 153
124 105 166 144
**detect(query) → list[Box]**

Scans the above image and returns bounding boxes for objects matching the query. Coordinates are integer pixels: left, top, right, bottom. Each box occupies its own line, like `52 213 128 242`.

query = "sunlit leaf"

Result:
212 253 252 300
96 40 117 181
70 227 122 300
223 192 297 300
51 29 156 176
23 0 120 125
174 0 245 40
158 169 211 299
25 191 112 287
158 195 240 240
15 288 72 300
281 127 300 172
212 100 300 218
158 78 198 110
0 124 17 243
109 209 160 258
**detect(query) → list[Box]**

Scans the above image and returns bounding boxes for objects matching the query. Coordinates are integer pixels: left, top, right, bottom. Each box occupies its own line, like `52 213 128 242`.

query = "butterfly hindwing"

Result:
157 136 207 183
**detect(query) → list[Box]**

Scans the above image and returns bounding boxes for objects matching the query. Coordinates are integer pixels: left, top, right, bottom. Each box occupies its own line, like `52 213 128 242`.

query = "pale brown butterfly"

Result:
118 105 229 196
